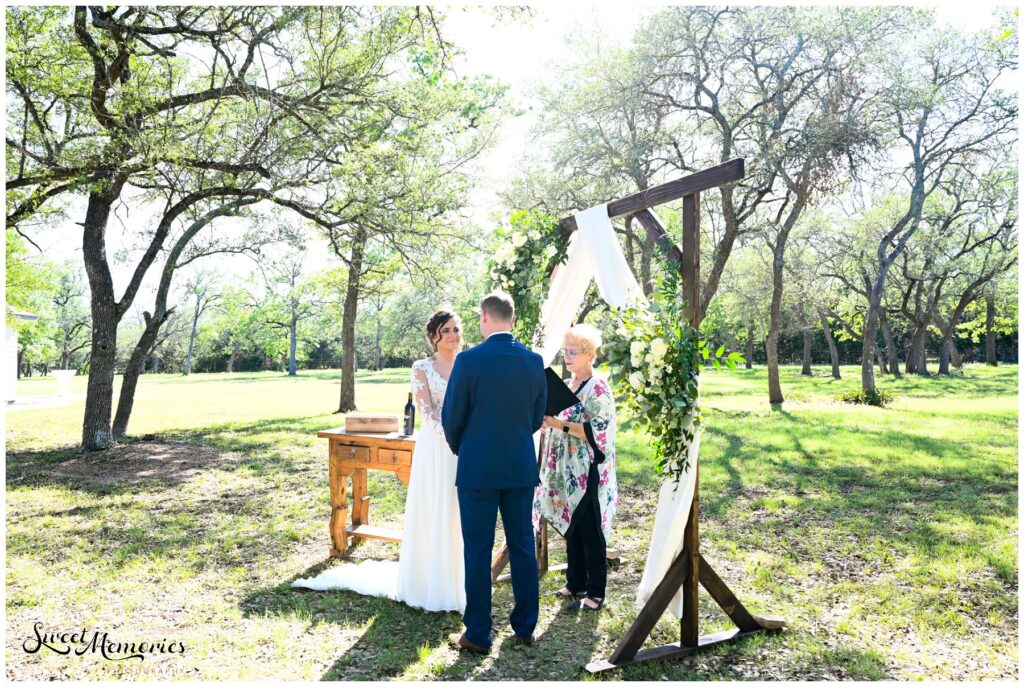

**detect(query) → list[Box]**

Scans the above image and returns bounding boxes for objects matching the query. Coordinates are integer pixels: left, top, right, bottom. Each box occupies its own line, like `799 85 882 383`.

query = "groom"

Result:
442 291 547 653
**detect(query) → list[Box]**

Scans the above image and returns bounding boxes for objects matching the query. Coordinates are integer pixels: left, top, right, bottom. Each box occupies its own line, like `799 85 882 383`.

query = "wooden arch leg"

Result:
585 182 785 674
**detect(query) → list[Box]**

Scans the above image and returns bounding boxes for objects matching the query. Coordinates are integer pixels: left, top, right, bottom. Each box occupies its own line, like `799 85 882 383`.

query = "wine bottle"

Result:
403 392 415 435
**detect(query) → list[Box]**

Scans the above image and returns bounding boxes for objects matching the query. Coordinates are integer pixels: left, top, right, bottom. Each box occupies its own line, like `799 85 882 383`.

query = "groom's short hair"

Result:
480 291 515 323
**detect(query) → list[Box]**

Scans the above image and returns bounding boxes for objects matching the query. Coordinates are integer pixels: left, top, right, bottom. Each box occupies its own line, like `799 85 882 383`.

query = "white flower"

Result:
630 341 647 357
543 244 556 258
529 230 540 241
645 352 655 364
650 338 669 360
511 232 527 248
628 371 644 389
494 243 515 265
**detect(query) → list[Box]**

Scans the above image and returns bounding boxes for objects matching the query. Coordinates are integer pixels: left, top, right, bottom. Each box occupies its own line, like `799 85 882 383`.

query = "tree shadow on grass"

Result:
5 440 257 495
238 561 602 681
694 411 1017 589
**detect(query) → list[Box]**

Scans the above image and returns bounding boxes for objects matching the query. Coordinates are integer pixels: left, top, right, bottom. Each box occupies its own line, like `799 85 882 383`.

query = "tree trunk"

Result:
227 340 238 373
16 350 23 379
745 322 754 370
860 290 881 395
949 340 962 369
938 337 953 374
700 188 741 319
906 326 928 375
375 316 382 371
937 306 970 375
985 291 997 365
879 309 901 378
112 311 168 439
937 322 964 374
766 254 785 404
904 331 918 374
338 235 365 413
81 187 124 451
288 314 298 376
183 295 200 376
801 324 813 376
817 308 841 379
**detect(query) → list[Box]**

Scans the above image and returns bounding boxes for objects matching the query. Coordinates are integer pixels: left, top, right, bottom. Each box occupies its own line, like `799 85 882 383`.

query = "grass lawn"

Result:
5 363 1018 680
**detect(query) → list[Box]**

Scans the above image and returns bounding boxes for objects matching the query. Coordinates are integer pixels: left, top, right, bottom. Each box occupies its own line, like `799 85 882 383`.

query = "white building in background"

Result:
5 308 38 404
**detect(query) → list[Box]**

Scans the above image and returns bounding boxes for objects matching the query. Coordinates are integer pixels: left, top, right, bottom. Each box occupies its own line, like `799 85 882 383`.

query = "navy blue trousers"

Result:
457 486 539 647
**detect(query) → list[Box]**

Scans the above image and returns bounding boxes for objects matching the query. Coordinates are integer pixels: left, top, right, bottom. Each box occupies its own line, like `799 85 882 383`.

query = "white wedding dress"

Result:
292 358 466 613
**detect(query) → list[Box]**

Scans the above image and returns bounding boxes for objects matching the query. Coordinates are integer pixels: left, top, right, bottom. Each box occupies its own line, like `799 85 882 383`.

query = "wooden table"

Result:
318 427 416 557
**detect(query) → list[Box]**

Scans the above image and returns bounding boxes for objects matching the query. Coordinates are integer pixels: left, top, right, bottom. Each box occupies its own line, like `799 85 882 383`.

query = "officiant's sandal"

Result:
579 596 604 611
553 586 582 598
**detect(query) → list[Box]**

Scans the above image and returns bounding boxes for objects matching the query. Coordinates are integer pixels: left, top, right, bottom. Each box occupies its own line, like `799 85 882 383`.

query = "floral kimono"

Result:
533 375 618 540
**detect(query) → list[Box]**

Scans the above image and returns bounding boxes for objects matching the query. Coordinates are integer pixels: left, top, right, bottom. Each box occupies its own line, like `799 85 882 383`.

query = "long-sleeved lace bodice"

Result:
411 358 448 435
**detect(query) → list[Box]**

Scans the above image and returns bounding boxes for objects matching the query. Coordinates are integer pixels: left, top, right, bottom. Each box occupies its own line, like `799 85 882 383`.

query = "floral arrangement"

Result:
604 268 743 485
487 208 570 344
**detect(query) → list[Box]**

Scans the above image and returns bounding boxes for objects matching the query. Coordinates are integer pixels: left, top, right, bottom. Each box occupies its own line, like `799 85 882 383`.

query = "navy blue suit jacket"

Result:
442 332 547 489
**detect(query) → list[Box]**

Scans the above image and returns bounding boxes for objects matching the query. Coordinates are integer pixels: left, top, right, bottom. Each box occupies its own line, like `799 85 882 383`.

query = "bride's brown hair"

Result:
426 309 459 352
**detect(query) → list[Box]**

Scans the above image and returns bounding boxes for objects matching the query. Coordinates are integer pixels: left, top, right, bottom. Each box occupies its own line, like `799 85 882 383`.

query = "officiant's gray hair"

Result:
565 324 602 354
480 291 515 322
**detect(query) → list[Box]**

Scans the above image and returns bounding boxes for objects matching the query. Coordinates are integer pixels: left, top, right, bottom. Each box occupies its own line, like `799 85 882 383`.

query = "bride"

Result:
292 309 466 613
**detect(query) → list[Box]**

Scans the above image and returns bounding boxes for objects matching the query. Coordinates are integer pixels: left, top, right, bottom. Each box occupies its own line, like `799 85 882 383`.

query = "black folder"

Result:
544 367 581 416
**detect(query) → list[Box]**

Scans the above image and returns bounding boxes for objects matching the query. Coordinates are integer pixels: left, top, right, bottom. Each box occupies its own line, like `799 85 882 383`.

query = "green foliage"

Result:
604 266 743 484
486 208 570 344
5 229 57 326
836 388 895 407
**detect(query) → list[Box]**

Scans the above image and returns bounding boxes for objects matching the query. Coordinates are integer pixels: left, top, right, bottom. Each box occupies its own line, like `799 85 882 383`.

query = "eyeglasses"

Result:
562 347 588 357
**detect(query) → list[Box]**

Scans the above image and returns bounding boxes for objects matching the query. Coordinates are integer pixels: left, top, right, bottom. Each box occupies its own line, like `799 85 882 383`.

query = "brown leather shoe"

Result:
448 632 490 655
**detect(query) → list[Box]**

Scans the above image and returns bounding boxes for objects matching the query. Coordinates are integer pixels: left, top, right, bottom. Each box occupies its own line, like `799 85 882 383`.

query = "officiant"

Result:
532 324 618 611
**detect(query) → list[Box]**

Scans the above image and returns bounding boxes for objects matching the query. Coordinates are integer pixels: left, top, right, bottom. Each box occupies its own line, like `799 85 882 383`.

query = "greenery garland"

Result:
487 208 570 345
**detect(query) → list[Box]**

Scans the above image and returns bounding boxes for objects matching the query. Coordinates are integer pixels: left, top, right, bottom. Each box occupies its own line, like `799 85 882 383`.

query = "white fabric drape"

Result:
535 203 645 367
635 424 700 618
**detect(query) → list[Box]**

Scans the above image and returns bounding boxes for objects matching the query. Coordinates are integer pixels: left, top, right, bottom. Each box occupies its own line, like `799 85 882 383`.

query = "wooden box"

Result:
344 413 400 433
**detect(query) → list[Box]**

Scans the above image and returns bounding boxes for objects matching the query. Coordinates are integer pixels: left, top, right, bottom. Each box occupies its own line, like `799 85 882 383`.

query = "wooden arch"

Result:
522 158 785 672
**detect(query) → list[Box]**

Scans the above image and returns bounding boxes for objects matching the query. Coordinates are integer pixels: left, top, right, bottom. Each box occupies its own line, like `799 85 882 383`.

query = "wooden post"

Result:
680 192 701 648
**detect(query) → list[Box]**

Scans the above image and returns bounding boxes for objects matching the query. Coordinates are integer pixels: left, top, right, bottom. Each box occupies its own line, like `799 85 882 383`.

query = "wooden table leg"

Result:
352 467 370 526
329 455 351 557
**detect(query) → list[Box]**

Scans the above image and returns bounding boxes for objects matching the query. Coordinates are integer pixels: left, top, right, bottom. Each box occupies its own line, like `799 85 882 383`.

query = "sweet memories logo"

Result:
22 622 185 661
